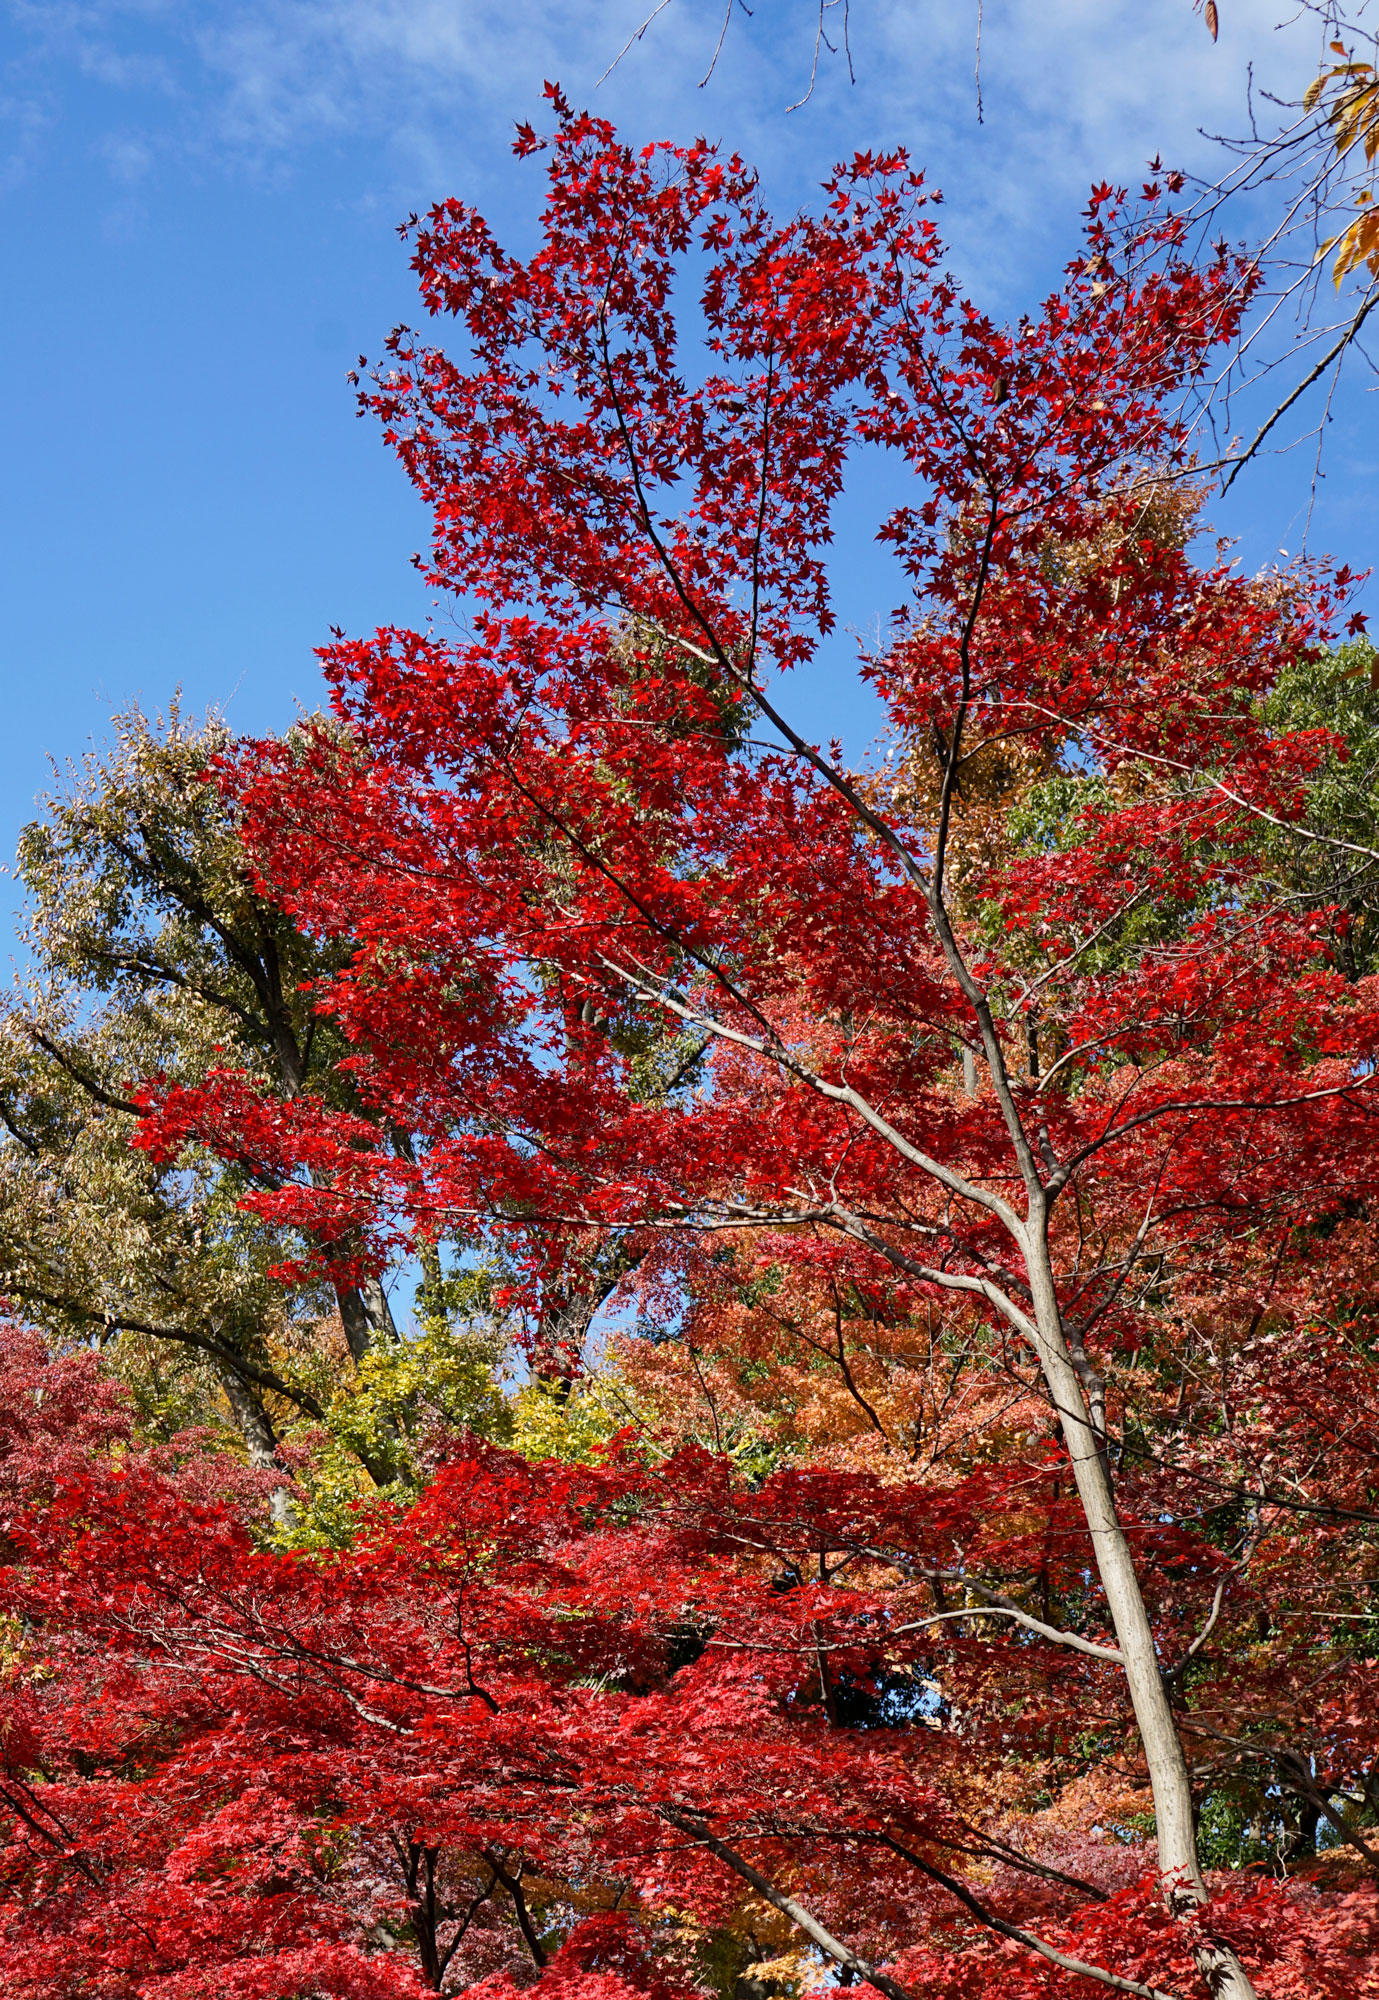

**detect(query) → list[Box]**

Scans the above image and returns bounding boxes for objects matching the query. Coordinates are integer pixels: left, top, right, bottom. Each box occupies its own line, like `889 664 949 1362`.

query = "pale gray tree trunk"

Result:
219 1363 297 1531
1023 1235 1257 2000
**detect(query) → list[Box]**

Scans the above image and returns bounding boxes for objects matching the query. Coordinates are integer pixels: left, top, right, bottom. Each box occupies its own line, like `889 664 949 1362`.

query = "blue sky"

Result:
2 0 1374 915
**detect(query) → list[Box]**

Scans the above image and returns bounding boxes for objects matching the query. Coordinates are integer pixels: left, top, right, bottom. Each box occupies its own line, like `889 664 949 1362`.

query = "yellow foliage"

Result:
1309 45 1379 284
509 1373 628 1464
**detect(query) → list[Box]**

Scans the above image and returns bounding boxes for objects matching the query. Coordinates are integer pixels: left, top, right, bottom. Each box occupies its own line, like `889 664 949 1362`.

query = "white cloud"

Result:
0 0 1337 278
98 128 152 180
0 85 48 193
843 0 1325 281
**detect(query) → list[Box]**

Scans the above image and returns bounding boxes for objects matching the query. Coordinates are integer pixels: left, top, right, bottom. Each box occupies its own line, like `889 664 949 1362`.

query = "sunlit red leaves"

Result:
3 1331 1377 1995
104 92 1379 2000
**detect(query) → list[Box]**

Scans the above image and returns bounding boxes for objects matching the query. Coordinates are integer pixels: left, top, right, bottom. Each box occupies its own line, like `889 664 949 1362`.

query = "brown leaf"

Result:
1205 0 1219 42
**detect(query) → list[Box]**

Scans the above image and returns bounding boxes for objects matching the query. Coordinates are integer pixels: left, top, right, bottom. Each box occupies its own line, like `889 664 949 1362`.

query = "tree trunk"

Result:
335 1266 399 1363
218 1364 296 1530
921 849 1254 1995
1024 1239 1257 2000
329 1254 404 1488
534 1287 598 1399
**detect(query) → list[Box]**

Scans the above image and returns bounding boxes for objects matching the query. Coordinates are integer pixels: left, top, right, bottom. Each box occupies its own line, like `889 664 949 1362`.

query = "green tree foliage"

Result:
1259 638 1379 979
0 705 511 1524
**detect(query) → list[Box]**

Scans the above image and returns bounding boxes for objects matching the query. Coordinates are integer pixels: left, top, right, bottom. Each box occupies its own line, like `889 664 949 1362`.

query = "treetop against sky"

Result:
0 0 1372 894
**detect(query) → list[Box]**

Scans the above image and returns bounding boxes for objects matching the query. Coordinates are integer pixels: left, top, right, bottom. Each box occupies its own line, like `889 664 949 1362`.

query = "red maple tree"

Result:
4 1323 1377 1998
13 89 1379 1999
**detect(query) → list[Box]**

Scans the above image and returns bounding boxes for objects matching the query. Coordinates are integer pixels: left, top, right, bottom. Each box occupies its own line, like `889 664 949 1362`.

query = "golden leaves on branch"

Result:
1307 42 1379 285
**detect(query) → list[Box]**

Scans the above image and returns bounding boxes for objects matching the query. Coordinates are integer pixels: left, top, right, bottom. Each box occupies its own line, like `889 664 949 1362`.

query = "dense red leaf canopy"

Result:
3 1328 1377 1998
141 97 1374 1312
13 88 1378 2000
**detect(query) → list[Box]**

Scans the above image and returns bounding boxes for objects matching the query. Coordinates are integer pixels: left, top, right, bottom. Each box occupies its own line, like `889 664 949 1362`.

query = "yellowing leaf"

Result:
1309 49 1379 288
1331 207 1379 286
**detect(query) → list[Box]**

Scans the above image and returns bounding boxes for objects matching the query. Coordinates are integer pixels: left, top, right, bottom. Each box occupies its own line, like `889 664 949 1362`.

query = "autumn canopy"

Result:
3 84 1379 2000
